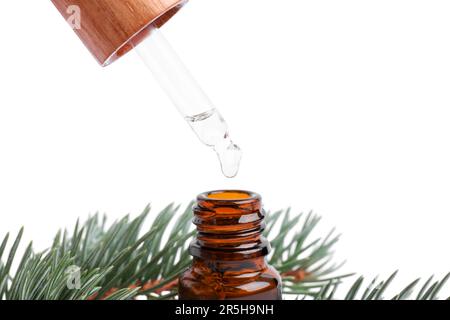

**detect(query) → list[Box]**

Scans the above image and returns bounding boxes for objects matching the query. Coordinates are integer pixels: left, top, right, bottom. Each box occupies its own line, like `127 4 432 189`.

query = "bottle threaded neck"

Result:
190 190 270 260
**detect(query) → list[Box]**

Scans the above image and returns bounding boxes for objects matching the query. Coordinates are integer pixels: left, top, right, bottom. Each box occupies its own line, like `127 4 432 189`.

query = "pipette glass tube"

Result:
134 27 242 178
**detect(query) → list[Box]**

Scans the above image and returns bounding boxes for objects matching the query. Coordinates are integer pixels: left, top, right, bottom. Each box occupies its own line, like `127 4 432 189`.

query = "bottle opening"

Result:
205 190 253 201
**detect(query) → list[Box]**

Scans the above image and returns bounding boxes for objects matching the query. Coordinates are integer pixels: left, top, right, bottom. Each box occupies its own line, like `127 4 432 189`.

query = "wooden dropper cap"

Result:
51 0 187 66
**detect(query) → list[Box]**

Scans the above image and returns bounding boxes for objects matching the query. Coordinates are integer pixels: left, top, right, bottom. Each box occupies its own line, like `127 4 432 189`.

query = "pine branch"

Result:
0 204 449 300
265 210 351 297
0 203 195 300
314 271 450 300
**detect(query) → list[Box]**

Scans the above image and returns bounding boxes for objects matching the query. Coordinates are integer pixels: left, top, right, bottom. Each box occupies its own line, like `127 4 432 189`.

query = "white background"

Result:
0 1 449 296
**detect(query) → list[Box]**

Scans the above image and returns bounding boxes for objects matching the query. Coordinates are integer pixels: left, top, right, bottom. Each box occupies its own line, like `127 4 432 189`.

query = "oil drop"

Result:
135 27 242 178
185 109 242 178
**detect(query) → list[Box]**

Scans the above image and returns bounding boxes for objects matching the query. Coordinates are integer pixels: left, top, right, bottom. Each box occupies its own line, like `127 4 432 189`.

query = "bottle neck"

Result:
189 190 270 261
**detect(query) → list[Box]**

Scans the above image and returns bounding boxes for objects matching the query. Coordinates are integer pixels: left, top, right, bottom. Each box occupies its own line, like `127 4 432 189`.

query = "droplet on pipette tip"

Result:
185 109 242 178
215 137 242 178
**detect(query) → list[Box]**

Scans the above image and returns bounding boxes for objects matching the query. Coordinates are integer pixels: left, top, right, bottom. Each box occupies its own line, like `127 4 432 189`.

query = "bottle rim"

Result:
197 190 261 204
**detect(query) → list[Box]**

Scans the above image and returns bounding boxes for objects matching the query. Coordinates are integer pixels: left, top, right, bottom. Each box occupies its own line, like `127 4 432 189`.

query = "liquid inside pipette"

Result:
135 27 242 178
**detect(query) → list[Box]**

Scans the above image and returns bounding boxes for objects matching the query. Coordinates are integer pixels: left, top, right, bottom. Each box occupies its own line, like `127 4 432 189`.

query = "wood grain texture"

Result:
51 0 187 66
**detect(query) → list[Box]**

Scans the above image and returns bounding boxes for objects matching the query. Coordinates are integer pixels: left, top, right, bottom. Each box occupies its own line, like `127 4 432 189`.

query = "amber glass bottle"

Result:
179 190 282 300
